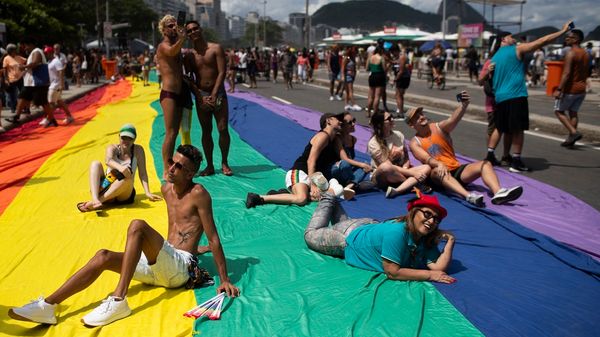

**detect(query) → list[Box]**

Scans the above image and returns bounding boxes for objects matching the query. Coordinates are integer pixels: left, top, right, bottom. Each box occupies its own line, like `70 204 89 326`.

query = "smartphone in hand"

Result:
456 93 462 102
177 11 187 27
568 21 575 30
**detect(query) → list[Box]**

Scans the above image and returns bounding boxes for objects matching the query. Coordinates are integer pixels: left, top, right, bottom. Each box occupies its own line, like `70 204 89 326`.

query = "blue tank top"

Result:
491 45 528 103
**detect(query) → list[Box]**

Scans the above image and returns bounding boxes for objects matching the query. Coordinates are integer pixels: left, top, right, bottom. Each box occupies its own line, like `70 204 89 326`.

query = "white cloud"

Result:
221 0 597 35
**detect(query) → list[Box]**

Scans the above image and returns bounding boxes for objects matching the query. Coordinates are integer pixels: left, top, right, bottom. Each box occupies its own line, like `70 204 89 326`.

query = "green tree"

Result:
243 20 283 47
0 0 157 49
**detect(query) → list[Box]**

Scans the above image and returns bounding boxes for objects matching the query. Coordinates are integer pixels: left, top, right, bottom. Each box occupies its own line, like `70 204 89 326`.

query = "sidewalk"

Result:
0 81 108 134
313 68 600 144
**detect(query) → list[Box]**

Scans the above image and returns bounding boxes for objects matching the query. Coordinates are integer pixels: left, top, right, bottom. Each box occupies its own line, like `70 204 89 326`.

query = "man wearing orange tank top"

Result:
553 29 589 147
406 92 523 207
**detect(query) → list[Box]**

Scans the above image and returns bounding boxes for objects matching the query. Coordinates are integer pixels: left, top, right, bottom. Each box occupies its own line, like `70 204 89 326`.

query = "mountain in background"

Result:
437 0 493 32
513 26 560 42
586 25 600 40
311 0 442 32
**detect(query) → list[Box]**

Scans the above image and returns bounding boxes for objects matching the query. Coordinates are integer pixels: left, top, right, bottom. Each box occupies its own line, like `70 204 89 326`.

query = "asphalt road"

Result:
235 73 600 211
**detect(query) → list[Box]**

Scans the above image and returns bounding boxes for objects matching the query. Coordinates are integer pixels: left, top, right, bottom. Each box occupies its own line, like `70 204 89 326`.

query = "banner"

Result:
458 23 483 48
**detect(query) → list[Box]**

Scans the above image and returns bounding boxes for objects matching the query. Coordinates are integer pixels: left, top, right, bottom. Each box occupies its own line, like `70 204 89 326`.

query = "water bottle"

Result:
100 170 118 192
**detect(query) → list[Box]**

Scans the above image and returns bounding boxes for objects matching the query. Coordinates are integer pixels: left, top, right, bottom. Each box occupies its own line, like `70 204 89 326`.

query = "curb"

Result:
0 82 108 134
313 77 600 144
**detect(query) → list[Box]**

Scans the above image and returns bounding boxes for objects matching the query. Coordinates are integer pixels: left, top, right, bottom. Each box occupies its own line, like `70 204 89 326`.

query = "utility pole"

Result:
305 0 310 49
105 0 110 58
442 0 447 40
96 0 101 48
262 1 267 47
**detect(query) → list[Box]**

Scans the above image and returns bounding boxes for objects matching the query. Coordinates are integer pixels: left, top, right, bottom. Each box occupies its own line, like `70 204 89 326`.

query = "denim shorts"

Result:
554 93 585 113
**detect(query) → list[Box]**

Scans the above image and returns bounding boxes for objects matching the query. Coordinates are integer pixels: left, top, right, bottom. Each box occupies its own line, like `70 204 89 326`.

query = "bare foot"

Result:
77 200 103 212
197 245 211 254
222 164 233 176
199 167 215 176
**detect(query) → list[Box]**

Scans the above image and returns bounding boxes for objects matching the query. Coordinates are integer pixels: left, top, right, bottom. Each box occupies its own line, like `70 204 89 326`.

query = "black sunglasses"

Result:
417 209 441 225
168 158 191 172
166 24 176 29
187 26 200 33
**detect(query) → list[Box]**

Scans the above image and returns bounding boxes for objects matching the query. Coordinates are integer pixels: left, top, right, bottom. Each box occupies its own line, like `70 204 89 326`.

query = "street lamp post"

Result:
442 0 447 40
305 0 310 49
262 1 267 47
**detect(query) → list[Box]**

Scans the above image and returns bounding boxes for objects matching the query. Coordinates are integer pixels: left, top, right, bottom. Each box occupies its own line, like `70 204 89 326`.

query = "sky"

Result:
221 0 598 36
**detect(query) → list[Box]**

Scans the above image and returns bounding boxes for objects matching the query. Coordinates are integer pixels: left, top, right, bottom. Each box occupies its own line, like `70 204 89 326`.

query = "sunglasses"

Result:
168 158 192 172
187 26 200 33
166 24 176 29
343 118 356 125
417 209 441 226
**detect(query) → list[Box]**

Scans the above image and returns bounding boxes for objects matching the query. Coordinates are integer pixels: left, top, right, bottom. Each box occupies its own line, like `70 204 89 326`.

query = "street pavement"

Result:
0 80 108 133
235 71 600 211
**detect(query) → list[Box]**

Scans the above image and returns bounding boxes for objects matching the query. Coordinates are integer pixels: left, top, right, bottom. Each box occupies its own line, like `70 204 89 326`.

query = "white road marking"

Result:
272 96 292 105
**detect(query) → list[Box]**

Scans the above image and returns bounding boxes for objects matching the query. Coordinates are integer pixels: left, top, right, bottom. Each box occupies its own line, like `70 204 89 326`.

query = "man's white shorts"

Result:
48 88 62 104
285 169 309 189
133 240 193 288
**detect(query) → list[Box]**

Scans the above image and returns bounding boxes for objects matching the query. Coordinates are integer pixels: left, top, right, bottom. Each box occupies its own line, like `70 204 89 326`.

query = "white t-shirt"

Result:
48 56 65 90
367 130 407 168
23 48 47 87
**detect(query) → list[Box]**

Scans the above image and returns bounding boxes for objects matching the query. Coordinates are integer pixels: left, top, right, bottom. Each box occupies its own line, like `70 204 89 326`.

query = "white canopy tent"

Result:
367 27 431 41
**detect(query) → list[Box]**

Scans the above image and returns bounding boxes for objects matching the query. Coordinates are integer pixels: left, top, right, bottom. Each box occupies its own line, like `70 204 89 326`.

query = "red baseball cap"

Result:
43 46 54 54
407 194 447 220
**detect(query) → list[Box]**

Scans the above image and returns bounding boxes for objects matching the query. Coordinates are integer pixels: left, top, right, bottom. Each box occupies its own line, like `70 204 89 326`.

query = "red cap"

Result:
407 194 447 220
44 46 54 54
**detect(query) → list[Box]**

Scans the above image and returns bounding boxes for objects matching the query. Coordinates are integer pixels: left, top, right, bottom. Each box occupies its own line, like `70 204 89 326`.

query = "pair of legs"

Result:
304 193 375 257
261 182 310 206
197 97 232 176
344 81 356 106
366 86 384 116
331 160 368 191
430 161 500 198
375 162 431 196
160 96 183 180
555 109 578 134
44 220 164 305
79 160 134 211
395 87 406 114
284 69 293 89
329 76 342 97
227 69 236 93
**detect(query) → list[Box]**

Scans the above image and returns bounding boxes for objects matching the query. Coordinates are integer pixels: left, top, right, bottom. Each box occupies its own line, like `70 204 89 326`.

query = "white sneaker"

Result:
351 104 362 111
81 296 131 327
329 96 334 101
491 186 523 205
9 297 57 324
328 178 344 197
335 95 342 101
63 116 74 125
466 193 485 207
344 104 352 111
385 186 399 198
342 187 356 200
38 118 49 126
310 172 329 192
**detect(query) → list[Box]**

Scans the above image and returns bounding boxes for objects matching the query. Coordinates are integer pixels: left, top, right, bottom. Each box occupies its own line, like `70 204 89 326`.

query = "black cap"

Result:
320 112 345 129
497 31 511 40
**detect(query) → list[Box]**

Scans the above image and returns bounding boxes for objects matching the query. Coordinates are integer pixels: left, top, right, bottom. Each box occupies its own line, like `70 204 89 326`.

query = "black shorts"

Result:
450 164 468 185
368 72 386 87
395 77 411 89
494 96 529 133
19 86 49 106
487 111 496 136
115 188 136 205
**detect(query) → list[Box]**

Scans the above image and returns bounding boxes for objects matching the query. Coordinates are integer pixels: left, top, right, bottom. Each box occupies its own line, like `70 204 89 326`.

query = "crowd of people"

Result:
4 14 593 330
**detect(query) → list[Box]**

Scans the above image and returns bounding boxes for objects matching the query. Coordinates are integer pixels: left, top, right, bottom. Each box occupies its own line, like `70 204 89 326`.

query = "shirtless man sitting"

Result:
156 15 194 180
184 20 233 176
9 145 239 327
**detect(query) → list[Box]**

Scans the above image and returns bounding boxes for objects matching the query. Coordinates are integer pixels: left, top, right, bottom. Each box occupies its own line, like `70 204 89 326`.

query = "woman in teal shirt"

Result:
304 190 456 283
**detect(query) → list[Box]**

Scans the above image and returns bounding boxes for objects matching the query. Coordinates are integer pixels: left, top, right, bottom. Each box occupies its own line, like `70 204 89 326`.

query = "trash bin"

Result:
545 61 564 96
102 60 118 80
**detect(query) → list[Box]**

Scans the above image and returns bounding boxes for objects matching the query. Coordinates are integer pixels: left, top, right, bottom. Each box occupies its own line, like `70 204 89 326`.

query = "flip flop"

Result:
222 166 233 176
76 201 102 213
76 202 91 212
